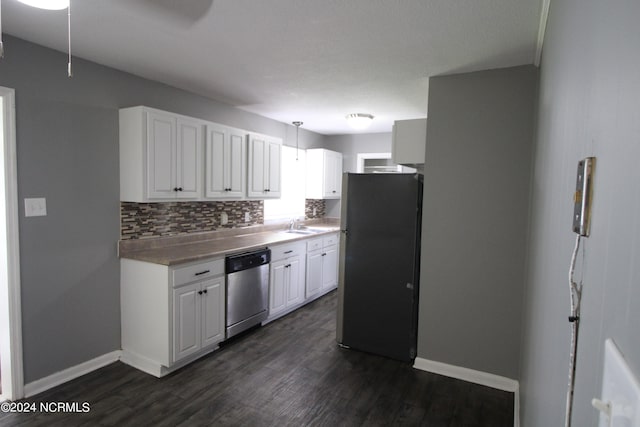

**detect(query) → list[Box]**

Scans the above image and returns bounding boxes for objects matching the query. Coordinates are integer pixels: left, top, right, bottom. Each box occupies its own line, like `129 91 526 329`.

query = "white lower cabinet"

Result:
173 276 225 362
306 233 339 298
121 257 225 377
267 241 306 321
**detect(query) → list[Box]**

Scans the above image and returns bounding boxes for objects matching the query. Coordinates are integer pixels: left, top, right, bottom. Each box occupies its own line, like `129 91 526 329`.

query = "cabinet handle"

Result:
178 187 183 192
332 190 337 193
284 250 293 254
198 290 203 295
195 270 210 276
322 253 327 256
173 187 178 192
265 189 270 192
202 289 208 294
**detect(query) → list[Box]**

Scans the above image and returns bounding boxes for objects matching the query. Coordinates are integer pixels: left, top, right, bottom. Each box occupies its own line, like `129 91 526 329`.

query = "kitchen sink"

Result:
282 229 317 235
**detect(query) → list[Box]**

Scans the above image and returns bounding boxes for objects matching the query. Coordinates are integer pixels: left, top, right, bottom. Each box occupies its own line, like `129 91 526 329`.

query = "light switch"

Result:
24 198 47 217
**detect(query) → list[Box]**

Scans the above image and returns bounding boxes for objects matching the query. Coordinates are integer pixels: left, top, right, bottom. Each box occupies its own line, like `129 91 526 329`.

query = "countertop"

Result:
118 220 340 266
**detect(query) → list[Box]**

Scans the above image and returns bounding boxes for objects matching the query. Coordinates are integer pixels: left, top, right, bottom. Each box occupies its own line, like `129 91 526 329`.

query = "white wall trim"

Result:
514 386 520 427
0 86 24 402
413 357 519 392
534 0 551 66
414 357 520 425
24 351 121 398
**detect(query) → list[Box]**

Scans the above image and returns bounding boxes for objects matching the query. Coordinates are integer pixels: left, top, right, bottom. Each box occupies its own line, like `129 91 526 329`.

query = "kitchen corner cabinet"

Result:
306 149 343 199
121 257 225 377
391 118 427 166
305 233 339 299
247 134 282 198
267 241 306 322
120 106 204 202
205 124 246 199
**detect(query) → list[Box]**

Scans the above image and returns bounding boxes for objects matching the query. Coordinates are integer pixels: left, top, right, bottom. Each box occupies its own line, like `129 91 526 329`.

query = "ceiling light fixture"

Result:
15 0 69 10
346 113 374 130
292 121 303 161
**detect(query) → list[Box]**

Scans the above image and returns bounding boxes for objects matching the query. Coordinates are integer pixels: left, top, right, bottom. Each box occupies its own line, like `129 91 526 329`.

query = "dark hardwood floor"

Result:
0 291 513 426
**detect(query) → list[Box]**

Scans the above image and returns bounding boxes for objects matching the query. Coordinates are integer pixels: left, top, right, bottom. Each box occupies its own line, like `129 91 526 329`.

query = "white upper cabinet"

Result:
391 118 427 166
205 124 246 199
306 148 343 199
120 106 203 202
247 134 282 198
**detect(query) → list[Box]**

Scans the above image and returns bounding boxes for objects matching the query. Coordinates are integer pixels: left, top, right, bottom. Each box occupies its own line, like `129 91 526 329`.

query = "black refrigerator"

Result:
336 173 423 362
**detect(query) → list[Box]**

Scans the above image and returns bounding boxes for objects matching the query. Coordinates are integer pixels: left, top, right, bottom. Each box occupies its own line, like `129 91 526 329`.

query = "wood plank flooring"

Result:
0 291 513 426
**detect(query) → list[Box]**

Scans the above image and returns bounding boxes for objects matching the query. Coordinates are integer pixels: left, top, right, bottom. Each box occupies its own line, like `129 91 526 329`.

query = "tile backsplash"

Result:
121 200 264 240
305 199 326 219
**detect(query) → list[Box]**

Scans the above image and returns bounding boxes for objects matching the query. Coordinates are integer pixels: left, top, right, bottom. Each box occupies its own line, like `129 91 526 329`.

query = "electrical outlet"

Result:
220 212 228 225
573 157 595 236
244 212 250 222
24 198 47 217
313 207 317 216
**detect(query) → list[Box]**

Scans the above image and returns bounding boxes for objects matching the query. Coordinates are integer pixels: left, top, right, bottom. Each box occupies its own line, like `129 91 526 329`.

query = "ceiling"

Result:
2 0 543 135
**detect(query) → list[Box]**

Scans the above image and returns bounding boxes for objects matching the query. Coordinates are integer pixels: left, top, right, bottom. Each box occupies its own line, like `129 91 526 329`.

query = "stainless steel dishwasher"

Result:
225 248 271 338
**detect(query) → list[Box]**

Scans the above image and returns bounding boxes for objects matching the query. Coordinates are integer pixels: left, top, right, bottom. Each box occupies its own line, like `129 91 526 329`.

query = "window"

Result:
264 146 306 221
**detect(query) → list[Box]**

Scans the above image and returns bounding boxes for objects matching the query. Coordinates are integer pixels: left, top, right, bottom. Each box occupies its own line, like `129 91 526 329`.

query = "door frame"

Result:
0 86 24 401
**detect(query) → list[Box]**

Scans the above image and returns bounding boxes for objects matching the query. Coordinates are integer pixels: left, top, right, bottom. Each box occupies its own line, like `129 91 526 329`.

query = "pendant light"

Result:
8 0 73 77
292 121 303 161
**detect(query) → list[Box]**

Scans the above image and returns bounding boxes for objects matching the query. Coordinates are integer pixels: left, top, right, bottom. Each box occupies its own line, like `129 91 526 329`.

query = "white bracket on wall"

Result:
593 339 640 427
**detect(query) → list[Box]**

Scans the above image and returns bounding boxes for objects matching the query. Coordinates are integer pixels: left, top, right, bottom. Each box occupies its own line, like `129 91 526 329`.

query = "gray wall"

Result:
519 0 640 425
417 65 537 379
0 36 325 383
323 133 392 217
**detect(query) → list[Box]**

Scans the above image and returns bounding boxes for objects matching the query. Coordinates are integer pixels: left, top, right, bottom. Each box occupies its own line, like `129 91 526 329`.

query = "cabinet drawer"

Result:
306 237 323 252
173 258 224 287
270 241 305 261
323 233 339 247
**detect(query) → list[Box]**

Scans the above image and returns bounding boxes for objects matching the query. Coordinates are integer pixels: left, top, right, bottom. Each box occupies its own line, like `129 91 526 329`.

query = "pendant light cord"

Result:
0 0 4 59
67 0 72 77
292 121 303 161
564 233 583 427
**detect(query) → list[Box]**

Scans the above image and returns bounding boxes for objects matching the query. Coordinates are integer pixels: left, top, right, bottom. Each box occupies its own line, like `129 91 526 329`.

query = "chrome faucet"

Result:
289 218 296 230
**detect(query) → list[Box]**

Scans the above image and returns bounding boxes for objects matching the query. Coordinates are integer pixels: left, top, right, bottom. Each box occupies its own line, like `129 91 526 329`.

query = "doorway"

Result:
0 86 24 401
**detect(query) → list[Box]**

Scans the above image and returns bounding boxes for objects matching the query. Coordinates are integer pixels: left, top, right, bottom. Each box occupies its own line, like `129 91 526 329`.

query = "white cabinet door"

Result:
266 139 282 197
146 111 176 199
173 282 201 362
324 151 342 198
286 255 305 307
306 250 323 297
227 132 246 197
201 276 225 348
248 134 282 198
306 149 342 200
205 126 245 199
176 118 202 199
321 245 338 291
269 260 288 316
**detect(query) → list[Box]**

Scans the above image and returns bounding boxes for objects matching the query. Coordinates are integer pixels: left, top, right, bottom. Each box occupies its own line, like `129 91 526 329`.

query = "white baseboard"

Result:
24 350 121 398
413 357 519 392
413 357 520 426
